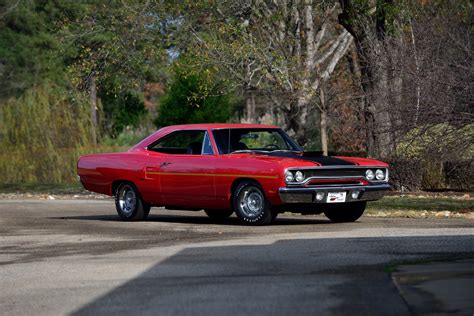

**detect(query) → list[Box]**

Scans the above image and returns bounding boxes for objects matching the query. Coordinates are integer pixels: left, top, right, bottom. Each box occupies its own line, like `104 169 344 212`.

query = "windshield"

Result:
212 128 302 154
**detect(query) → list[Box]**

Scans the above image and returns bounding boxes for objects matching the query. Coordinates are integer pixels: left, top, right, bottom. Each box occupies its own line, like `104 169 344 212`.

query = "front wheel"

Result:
233 181 274 225
115 182 150 221
324 201 366 223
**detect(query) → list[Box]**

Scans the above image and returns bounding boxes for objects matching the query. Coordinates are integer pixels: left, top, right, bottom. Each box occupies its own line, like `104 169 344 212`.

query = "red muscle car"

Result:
77 123 390 225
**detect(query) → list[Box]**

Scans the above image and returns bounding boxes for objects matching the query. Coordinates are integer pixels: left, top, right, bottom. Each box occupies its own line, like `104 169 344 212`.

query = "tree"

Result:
0 0 84 99
62 1 171 141
395 1 473 160
155 66 235 127
338 0 473 159
338 0 401 157
100 91 147 137
178 0 353 152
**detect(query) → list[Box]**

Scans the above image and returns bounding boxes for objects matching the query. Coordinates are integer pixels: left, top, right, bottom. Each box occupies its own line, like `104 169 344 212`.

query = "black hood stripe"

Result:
297 155 355 166
265 151 355 166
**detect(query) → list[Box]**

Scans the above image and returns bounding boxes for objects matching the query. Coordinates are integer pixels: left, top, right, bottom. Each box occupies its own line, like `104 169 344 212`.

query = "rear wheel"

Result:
204 209 233 221
324 201 366 223
233 181 274 225
115 182 150 221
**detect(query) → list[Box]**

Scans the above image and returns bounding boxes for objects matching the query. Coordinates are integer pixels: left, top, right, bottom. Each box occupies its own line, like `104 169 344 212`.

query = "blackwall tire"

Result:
233 181 274 225
115 182 149 221
324 201 366 223
204 209 234 221
144 205 151 218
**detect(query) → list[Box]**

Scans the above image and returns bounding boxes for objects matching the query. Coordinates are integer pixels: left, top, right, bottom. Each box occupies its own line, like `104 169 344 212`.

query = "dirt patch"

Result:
0 192 109 200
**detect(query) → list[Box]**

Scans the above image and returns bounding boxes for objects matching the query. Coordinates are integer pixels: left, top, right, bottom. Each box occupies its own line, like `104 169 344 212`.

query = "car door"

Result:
138 150 166 206
147 130 217 208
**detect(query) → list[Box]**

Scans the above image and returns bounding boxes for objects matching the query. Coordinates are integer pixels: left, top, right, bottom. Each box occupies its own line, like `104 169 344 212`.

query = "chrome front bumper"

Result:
279 184 391 204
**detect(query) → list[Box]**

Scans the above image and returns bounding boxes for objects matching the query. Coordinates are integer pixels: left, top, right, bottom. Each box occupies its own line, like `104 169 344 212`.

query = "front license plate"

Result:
327 192 346 203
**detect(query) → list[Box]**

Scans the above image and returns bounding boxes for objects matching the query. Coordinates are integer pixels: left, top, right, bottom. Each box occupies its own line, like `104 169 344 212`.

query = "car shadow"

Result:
72 235 474 315
50 213 331 226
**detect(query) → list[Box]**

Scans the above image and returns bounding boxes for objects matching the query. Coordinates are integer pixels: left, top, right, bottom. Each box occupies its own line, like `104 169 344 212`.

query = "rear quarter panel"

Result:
77 152 150 197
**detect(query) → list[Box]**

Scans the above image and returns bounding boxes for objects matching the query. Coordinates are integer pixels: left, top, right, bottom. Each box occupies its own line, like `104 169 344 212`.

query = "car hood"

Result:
227 151 388 168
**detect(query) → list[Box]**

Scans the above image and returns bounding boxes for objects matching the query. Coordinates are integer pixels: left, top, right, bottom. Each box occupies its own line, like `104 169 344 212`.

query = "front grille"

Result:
306 179 364 187
285 167 388 186
303 168 366 178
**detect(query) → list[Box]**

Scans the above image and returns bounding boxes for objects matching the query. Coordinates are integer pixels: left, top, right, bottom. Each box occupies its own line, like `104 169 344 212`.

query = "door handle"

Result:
146 167 160 172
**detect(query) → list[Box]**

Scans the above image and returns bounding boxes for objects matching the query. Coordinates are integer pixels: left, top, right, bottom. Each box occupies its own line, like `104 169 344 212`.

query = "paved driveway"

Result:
1 200 473 315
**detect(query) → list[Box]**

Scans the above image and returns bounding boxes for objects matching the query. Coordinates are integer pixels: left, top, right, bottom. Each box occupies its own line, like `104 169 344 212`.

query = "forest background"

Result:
0 0 472 191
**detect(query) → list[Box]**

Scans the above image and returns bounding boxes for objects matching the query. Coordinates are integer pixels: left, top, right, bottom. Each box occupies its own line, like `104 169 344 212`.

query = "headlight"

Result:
285 170 294 182
375 169 385 180
295 171 305 182
365 169 375 180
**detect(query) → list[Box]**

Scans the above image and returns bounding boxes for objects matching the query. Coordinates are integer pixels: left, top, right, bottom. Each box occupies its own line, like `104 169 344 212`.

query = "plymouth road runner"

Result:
77 124 390 225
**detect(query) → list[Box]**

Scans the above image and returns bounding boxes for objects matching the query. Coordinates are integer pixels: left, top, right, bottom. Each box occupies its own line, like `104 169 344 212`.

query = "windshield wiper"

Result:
230 149 268 154
270 149 303 153
230 150 254 154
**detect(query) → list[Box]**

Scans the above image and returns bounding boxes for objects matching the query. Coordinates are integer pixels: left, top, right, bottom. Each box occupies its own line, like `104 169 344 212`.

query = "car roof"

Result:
130 123 281 151
164 123 280 130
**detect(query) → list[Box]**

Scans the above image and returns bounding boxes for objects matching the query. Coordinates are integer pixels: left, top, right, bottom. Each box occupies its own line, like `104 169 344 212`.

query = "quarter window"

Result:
202 132 214 155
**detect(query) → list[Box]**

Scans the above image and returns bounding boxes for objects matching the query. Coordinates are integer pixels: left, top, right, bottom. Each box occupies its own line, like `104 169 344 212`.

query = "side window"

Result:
202 132 214 155
148 130 205 155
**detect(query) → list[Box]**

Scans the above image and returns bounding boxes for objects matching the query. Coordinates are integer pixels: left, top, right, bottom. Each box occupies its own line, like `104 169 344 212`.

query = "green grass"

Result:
368 196 473 212
384 254 474 273
0 183 84 194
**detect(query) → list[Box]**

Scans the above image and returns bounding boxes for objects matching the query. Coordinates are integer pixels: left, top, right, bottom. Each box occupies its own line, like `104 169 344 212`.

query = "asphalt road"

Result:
0 199 473 315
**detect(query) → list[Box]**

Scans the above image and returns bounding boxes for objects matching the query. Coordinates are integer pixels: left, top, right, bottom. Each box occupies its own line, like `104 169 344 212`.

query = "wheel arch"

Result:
111 179 135 196
229 177 264 208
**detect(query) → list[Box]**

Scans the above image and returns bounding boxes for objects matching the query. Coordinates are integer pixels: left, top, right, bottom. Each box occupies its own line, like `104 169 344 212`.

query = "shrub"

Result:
387 159 424 191
101 126 156 147
396 123 474 160
0 83 98 184
100 91 147 137
387 158 473 191
444 160 474 191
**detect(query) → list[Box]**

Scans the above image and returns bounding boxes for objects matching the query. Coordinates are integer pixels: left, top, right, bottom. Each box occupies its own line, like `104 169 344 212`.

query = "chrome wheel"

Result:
114 182 149 221
233 181 274 225
238 186 264 218
118 184 136 216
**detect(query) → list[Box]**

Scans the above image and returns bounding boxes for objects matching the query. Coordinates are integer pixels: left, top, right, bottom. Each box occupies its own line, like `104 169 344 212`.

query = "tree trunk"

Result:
283 97 309 147
89 74 98 145
319 85 328 155
409 18 421 126
339 0 395 158
320 111 328 155
355 44 394 158
350 37 379 157
287 0 314 147
294 95 310 145
371 45 393 158
387 37 403 155
347 44 367 148
244 92 256 123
